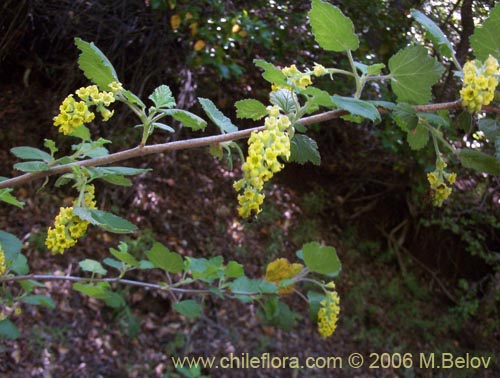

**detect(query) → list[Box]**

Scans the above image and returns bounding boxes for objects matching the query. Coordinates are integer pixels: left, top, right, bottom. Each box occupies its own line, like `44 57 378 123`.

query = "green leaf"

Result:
73 282 112 299
411 10 454 58
354 62 386 76
418 113 449 128
229 277 262 302
69 124 91 141
10 147 52 162
253 59 288 86
370 100 396 110
91 166 150 177
330 95 381 123
103 292 125 309
459 149 500 175
0 189 25 208
110 242 139 267
0 319 20 340
470 3 500 61
478 118 500 141
10 253 29 275
289 134 321 165
455 111 472 133
407 123 429 150
307 291 325 322
73 207 136 234
389 45 444 104
269 89 298 114
149 85 176 109
198 98 237 133
74 38 118 90
153 122 175 133
79 259 108 275
103 257 124 270
122 89 146 109
308 0 359 52
302 87 335 108
260 301 299 331
101 175 132 187
173 300 202 319
21 295 56 309
146 242 184 273
139 260 155 269
0 230 22 265
225 261 244 278
393 103 418 131
186 256 224 283
235 99 268 120
13 161 49 173
159 109 207 131
301 241 341 276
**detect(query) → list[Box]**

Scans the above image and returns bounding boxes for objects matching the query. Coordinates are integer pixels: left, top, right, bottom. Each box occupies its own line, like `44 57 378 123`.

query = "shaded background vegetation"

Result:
1 0 499 376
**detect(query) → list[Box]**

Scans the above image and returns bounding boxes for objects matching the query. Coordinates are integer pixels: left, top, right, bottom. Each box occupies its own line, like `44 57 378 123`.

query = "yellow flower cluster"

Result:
460 55 499 113
427 158 456 207
272 64 313 92
313 63 327 77
233 106 291 218
0 244 6 276
53 82 121 135
45 185 97 254
317 282 340 338
264 258 304 294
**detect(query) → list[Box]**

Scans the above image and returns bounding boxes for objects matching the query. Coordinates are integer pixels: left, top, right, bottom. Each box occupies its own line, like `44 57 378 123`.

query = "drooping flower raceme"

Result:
427 158 456 207
264 258 304 294
234 106 291 218
45 185 97 254
53 82 121 135
460 55 499 113
317 281 340 338
0 244 6 276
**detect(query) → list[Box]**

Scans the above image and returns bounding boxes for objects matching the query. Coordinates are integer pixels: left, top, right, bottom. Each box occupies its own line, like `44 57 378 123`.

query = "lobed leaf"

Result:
74 38 118 90
411 10 454 58
459 149 500 175
470 3 500 61
73 207 136 234
331 95 381 123
289 134 321 165
308 0 359 52
235 99 268 120
199 98 237 133
389 45 444 104
301 241 341 276
149 85 176 109
160 109 207 131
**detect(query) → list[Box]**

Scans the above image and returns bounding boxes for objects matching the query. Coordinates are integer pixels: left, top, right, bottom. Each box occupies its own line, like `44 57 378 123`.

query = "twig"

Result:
0 101 464 190
0 274 262 297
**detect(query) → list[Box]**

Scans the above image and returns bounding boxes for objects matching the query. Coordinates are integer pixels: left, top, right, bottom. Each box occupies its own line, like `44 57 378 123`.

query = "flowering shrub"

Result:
1 0 500 346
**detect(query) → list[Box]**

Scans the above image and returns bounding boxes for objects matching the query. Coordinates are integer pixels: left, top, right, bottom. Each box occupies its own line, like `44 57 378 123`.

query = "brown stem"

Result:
0 101 463 190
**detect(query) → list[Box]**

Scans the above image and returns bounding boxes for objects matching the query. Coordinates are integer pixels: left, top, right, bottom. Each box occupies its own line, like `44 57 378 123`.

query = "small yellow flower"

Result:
313 63 327 77
0 244 7 276
108 81 123 93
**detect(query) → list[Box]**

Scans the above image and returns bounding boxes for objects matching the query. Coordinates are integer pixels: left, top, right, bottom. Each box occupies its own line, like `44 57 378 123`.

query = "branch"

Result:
0 101 463 190
0 274 261 297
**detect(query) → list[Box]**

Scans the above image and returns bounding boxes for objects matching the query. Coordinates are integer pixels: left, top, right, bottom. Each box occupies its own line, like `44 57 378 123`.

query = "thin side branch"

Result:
0 101 462 190
0 274 261 297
